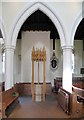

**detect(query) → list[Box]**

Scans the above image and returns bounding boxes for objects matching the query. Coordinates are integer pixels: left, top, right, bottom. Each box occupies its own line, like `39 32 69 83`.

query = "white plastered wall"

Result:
50 39 62 86
2 2 26 36
14 37 84 84
82 50 84 77
21 31 50 83
0 45 3 82
47 2 82 45
0 1 2 18
0 18 6 83
15 36 62 85
14 39 21 83
73 40 83 77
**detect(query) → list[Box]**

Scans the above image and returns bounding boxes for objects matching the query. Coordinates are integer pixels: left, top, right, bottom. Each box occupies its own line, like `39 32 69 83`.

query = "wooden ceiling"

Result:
74 18 84 40
0 10 84 41
18 10 59 39
18 10 84 40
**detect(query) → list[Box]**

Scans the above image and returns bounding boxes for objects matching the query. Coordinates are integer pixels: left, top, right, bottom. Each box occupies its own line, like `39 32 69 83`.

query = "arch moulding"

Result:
10 2 66 47
70 10 84 46
0 17 6 44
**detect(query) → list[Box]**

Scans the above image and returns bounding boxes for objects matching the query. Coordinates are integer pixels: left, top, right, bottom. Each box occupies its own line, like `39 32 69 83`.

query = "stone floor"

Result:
8 93 71 118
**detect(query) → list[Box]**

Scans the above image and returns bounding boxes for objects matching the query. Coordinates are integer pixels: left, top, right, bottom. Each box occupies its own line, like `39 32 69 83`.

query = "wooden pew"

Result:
0 92 2 119
58 87 71 114
54 78 62 92
71 86 84 118
58 87 84 118
2 87 19 118
58 88 69 113
72 86 84 117
72 86 84 98
54 77 84 93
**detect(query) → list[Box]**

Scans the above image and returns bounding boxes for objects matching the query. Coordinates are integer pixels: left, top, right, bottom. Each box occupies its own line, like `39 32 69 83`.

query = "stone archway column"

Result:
4 45 15 90
62 46 73 93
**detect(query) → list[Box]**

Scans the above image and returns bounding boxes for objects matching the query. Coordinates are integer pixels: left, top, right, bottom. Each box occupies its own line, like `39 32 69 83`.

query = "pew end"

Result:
58 87 84 118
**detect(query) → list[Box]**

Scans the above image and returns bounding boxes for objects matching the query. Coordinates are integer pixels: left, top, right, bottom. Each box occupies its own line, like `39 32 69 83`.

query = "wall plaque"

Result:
50 52 58 72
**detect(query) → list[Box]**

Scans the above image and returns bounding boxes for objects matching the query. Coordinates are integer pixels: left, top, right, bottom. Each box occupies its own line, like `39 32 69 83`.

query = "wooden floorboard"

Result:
8 93 70 118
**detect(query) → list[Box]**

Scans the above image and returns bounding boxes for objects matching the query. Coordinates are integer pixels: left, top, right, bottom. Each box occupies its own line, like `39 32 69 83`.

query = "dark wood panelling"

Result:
16 82 52 96
54 77 84 92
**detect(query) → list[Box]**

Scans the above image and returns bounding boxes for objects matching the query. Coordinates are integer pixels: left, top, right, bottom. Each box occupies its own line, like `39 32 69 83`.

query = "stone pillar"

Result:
62 46 73 93
4 45 15 90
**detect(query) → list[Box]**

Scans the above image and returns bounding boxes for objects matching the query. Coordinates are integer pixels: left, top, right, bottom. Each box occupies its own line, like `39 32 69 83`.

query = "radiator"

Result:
58 88 69 114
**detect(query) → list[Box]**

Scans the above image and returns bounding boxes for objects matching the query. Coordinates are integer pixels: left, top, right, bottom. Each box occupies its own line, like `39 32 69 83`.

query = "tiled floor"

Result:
8 93 71 118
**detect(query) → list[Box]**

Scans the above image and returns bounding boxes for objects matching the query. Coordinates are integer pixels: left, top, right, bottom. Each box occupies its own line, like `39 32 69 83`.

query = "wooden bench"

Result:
58 87 84 118
71 86 84 118
58 87 71 114
54 77 84 93
0 92 2 119
72 86 84 98
2 87 19 118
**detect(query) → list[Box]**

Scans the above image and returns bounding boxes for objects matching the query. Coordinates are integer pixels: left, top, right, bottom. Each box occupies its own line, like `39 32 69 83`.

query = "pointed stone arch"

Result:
70 10 84 46
10 2 66 47
0 17 6 44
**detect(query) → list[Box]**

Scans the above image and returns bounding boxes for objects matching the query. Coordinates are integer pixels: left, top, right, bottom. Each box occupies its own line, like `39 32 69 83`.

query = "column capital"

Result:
62 45 73 51
3 45 15 52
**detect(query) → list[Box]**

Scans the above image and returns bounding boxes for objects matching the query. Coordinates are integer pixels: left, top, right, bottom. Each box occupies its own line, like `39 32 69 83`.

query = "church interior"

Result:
0 1 84 119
